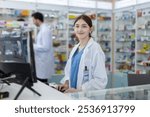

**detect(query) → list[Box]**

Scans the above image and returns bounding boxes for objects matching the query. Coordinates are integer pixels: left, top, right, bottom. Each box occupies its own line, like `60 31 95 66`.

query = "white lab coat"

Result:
64 38 107 91
33 23 54 79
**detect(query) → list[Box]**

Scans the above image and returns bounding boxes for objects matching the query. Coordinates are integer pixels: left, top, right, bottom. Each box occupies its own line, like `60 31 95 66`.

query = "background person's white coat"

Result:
33 23 54 79
64 38 108 91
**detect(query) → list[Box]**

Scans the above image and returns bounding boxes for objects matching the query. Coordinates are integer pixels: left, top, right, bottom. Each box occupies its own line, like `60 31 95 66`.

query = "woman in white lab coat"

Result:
58 14 107 93
32 12 54 83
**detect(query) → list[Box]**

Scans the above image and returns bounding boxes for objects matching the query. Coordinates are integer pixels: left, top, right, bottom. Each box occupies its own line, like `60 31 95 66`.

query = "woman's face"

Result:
74 19 91 41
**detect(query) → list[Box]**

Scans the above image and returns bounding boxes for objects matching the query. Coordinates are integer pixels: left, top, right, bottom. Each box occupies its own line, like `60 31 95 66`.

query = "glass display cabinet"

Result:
69 84 150 100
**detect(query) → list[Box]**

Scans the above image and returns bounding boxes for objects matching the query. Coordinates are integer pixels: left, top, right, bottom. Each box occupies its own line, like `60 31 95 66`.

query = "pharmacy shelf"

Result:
136 8 150 74
97 11 112 72
114 10 136 73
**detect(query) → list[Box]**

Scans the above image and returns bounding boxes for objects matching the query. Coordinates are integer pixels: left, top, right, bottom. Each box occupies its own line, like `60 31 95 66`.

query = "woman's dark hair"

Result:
32 12 44 22
74 14 92 37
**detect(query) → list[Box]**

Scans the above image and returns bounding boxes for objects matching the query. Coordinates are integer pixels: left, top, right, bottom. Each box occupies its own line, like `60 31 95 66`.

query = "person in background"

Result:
32 12 54 84
57 14 107 93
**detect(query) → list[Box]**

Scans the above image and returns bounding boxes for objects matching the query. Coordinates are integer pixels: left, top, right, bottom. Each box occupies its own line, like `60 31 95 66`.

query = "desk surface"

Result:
1 81 71 100
2 81 150 100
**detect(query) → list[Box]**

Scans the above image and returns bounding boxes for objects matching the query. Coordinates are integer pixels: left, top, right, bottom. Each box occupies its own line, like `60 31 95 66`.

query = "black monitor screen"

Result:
0 30 37 85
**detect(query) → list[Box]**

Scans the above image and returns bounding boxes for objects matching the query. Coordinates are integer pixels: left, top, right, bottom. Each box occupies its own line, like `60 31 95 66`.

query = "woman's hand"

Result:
57 84 68 92
57 80 69 92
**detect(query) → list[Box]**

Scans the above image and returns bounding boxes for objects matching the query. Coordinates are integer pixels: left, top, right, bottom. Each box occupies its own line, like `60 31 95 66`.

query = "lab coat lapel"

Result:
77 38 94 89
69 43 79 58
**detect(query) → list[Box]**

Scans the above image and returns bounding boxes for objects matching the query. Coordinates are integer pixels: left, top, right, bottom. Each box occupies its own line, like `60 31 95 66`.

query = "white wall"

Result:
3 0 112 10
97 1 112 10
0 0 36 10
137 0 150 4
2 0 150 10
115 0 136 9
115 0 150 9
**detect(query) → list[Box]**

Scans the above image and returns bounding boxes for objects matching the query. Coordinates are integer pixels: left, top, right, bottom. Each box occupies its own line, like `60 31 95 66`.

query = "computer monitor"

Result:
128 74 150 86
26 31 37 83
0 62 33 86
0 30 37 84
0 30 40 99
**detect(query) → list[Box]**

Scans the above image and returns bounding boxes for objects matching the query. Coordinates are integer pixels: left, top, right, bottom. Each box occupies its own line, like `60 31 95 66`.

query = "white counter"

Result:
0 81 71 100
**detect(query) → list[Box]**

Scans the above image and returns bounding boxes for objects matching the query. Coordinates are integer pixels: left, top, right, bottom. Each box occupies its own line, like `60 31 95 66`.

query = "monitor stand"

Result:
14 76 41 100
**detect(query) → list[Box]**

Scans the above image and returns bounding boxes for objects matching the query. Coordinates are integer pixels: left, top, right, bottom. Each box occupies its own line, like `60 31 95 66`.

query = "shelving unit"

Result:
52 11 68 74
0 8 31 28
97 11 112 72
136 8 150 74
68 11 80 55
114 10 136 73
